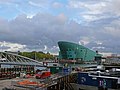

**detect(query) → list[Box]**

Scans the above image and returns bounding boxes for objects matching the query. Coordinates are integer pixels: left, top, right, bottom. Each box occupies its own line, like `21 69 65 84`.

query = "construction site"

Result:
0 52 78 90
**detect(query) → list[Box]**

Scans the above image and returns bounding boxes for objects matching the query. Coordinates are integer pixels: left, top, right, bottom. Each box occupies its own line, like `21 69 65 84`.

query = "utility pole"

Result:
34 51 36 60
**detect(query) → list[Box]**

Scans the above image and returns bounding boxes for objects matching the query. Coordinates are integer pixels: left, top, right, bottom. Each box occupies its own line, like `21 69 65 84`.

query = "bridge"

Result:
0 52 45 79
0 52 43 67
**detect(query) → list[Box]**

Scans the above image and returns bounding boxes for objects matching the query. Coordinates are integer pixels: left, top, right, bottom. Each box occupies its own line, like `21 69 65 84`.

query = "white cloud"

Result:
100 52 113 57
28 1 42 7
95 41 102 45
50 46 59 51
27 14 35 19
92 46 105 50
82 15 101 22
68 0 120 22
67 0 107 22
0 12 119 54
84 2 106 15
0 0 120 54
0 0 15 4
44 45 47 51
79 37 91 45
104 27 120 37
107 0 120 16
28 0 51 9
103 18 120 37
0 41 26 52
57 13 67 23
68 0 106 14
52 2 63 8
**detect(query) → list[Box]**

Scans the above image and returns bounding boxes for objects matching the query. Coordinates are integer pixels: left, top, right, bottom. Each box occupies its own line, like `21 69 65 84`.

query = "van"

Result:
35 71 51 79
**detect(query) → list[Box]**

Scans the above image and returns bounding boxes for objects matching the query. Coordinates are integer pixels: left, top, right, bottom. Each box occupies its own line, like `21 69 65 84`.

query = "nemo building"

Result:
58 41 100 63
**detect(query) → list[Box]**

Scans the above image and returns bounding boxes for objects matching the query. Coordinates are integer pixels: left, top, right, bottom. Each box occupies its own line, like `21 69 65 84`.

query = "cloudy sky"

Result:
0 0 120 54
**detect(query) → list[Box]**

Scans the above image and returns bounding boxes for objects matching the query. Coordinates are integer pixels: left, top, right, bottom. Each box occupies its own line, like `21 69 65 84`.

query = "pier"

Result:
47 72 77 90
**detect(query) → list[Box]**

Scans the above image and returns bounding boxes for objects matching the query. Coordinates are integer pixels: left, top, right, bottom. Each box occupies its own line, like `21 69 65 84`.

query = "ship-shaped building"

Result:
58 41 102 63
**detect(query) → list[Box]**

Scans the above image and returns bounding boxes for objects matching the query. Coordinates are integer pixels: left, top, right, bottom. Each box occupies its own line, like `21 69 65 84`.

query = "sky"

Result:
0 0 120 54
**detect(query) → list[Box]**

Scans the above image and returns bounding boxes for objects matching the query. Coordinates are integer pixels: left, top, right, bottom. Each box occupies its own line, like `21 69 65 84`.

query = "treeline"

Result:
18 51 55 61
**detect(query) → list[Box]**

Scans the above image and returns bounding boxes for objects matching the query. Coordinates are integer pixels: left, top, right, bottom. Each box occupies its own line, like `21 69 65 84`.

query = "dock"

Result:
0 72 77 90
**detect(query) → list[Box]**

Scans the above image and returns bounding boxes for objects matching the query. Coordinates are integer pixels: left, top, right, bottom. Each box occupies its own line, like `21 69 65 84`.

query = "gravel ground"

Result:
0 74 63 90
0 78 31 90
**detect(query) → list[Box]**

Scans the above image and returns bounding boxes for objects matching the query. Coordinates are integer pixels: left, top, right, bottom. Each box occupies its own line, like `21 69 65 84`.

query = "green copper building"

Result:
58 41 98 62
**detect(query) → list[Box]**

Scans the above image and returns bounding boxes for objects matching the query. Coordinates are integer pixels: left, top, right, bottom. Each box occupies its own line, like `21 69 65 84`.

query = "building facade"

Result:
58 41 98 62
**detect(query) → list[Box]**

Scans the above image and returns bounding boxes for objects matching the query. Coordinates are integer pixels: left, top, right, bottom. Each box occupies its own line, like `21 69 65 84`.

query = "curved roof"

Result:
58 41 93 51
58 41 96 61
